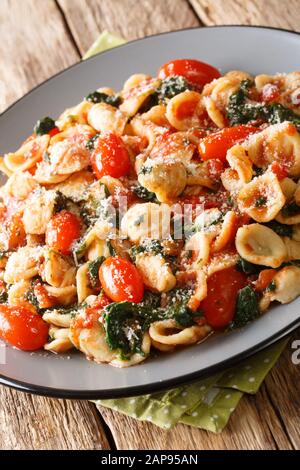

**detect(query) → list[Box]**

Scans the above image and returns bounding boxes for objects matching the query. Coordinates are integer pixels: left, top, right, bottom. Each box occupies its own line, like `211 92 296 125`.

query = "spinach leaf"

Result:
236 257 263 275
157 76 193 102
34 117 56 136
227 80 300 130
103 302 157 357
0 288 7 303
230 286 260 329
85 91 121 107
132 184 157 202
103 290 199 358
88 256 105 288
130 239 164 260
86 133 101 151
281 201 300 218
264 220 293 238
138 76 193 113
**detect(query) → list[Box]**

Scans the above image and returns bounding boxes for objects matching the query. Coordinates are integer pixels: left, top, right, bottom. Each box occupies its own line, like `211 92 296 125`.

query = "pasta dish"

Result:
1 58 300 367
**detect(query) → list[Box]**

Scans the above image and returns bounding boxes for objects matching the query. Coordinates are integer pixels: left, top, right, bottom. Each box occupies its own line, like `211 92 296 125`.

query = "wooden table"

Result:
1 0 300 450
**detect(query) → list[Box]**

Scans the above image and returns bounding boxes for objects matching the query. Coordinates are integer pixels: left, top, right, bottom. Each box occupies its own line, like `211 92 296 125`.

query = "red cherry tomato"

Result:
270 161 288 181
199 125 257 162
158 59 221 89
201 267 247 329
99 256 144 303
91 132 130 179
0 305 49 351
255 269 277 292
207 158 225 181
48 127 60 138
261 83 280 103
46 210 81 255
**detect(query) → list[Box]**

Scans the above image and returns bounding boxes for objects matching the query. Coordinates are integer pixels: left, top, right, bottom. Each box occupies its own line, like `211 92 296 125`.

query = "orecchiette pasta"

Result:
236 224 287 268
2 61 300 368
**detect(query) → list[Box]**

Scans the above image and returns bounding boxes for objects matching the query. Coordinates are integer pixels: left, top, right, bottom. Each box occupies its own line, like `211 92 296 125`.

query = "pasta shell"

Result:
235 224 287 268
268 266 300 304
88 103 127 134
237 172 285 222
149 319 211 346
135 252 176 293
166 91 203 131
121 202 171 243
138 159 187 202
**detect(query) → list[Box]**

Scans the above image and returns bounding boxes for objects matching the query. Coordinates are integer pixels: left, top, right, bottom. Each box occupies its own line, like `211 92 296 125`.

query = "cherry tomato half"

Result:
91 132 130 179
269 161 288 181
0 305 49 351
46 210 81 255
158 59 221 89
99 256 144 303
255 269 277 292
48 127 60 138
198 125 257 162
201 267 247 329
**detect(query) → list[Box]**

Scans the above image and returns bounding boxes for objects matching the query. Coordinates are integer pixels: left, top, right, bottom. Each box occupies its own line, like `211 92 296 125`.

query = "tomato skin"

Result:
255 269 277 292
48 127 60 138
158 59 221 89
207 158 225 181
99 256 144 303
0 305 49 351
270 161 288 181
198 125 257 162
201 267 248 329
261 83 280 103
33 281 57 309
45 210 81 255
91 133 130 179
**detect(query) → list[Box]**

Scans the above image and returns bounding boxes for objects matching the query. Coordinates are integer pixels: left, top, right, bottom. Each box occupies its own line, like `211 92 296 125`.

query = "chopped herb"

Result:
281 201 300 218
230 286 260 329
139 165 152 175
53 191 71 213
86 133 101 151
140 291 161 309
24 289 40 310
34 117 56 136
130 239 164 260
236 257 263 275
85 91 121 107
266 280 276 292
157 76 193 102
0 289 7 303
88 256 105 288
132 185 157 202
80 182 109 225
108 241 116 256
265 220 293 238
43 151 51 163
255 196 267 207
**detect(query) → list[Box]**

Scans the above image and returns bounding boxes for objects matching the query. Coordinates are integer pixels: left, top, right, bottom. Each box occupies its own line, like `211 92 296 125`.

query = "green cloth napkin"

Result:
84 32 288 432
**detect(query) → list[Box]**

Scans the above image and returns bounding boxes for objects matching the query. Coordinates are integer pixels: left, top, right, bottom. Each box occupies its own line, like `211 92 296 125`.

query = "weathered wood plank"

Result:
264 332 300 450
57 0 200 56
0 0 79 112
190 0 300 31
0 387 110 450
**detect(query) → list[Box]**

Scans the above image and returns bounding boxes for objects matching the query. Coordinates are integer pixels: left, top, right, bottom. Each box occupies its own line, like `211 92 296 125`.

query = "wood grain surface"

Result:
0 0 300 450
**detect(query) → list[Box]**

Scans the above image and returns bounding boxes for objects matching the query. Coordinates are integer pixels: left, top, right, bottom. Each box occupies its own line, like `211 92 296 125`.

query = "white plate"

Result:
0 26 299 398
